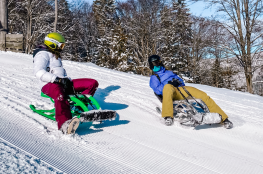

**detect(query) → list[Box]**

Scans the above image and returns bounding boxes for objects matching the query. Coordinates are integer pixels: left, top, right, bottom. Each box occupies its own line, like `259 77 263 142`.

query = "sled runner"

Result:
156 98 222 128
29 92 116 123
156 84 223 128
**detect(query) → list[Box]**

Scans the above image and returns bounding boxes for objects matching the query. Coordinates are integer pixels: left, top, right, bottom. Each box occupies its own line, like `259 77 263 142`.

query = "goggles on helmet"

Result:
45 37 65 50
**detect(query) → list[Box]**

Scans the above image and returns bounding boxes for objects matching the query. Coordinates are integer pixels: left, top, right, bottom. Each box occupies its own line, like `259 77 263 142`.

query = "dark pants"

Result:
42 78 99 130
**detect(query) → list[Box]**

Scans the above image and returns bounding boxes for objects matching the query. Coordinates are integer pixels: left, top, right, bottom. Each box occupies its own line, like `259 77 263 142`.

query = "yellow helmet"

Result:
44 32 65 50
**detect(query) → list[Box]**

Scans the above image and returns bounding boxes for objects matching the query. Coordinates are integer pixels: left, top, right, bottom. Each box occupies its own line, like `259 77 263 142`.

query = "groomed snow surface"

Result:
0 51 263 174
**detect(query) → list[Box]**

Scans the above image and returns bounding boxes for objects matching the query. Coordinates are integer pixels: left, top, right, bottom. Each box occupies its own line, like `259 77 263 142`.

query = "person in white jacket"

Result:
33 33 99 134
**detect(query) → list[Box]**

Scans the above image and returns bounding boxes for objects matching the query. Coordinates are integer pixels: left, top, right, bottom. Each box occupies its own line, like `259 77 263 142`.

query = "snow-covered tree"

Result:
8 0 54 53
93 0 116 67
170 0 192 75
211 57 224 88
110 21 132 71
116 0 166 75
158 5 174 69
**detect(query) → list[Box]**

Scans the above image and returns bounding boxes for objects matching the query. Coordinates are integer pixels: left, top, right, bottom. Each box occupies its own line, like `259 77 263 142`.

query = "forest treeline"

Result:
7 0 263 94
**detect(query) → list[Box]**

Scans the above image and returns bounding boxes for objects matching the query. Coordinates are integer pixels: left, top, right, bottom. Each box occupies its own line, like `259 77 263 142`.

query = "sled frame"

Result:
29 92 101 121
173 98 209 127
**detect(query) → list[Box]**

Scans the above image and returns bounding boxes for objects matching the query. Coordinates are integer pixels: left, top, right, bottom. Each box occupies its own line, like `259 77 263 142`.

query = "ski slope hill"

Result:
0 51 263 174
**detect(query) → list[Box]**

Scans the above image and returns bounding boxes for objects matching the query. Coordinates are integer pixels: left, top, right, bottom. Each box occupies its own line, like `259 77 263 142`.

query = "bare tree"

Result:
193 0 263 93
54 0 57 32
16 0 53 53
190 17 214 83
117 0 167 75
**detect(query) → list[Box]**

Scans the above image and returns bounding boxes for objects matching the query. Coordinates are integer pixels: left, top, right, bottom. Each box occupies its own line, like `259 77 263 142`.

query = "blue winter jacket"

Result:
149 67 185 95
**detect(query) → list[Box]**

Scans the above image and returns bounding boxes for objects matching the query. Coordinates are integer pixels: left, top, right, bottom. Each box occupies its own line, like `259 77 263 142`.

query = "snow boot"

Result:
223 118 233 129
164 117 174 126
60 116 80 134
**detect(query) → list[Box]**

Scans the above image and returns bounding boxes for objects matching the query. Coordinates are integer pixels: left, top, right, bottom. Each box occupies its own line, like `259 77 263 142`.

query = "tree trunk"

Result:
26 0 32 54
245 66 253 93
244 0 253 94
54 0 57 32
0 0 8 51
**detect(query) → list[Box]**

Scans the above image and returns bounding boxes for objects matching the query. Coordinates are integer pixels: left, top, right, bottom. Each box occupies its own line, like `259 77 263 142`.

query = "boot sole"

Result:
80 110 116 122
67 117 80 134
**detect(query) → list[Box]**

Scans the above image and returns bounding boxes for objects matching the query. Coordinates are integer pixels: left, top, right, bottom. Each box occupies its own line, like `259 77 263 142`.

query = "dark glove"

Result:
54 77 73 90
168 78 181 87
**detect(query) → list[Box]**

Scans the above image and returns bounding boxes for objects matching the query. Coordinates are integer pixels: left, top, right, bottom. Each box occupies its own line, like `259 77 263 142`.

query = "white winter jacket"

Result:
34 51 70 89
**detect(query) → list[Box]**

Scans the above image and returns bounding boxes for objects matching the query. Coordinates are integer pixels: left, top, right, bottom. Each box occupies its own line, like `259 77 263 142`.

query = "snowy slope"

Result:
0 51 263 174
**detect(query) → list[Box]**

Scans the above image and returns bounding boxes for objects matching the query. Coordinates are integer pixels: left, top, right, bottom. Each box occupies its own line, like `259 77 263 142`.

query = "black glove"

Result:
54 77 73 90
168 78 181 87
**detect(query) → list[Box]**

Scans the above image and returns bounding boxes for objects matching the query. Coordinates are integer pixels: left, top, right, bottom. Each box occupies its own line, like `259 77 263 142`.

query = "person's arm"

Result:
34 52 57 83
150 75 164 95
172 73 185 87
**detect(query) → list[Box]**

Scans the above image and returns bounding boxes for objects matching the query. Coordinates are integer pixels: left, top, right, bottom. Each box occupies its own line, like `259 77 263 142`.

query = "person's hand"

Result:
54 77 73 89
168 78 181 87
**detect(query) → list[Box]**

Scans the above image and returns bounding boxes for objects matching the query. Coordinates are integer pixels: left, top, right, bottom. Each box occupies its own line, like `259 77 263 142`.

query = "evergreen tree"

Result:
158 5 174 70
170 0 192 75
56 0 76 59
110 21 132 71
211 57 224 87
93 0 116 68
221 59 238 89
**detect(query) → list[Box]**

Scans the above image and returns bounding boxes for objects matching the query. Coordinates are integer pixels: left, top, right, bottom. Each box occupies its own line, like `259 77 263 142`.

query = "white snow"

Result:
0 138 62 174
0 51 263 173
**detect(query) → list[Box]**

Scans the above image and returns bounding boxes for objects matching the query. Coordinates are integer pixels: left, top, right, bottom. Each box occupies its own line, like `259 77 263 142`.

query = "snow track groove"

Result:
0 137 63 173
98 111 263 174
0 108 142 174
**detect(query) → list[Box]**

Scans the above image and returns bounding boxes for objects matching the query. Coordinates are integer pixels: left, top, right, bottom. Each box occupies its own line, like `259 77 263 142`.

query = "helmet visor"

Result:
152 60 161 66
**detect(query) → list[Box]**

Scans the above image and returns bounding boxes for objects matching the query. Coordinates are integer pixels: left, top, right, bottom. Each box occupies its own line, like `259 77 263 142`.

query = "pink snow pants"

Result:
42 78 99 130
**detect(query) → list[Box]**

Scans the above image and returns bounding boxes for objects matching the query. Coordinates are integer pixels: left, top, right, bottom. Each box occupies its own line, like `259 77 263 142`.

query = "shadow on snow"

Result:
76 85 129 135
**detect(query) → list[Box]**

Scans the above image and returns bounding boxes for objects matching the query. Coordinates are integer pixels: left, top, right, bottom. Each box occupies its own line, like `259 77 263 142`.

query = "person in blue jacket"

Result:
148 55 233 128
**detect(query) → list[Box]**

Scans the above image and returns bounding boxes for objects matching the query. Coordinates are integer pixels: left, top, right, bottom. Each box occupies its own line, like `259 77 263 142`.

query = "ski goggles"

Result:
151 60 161 66
44 37 65 50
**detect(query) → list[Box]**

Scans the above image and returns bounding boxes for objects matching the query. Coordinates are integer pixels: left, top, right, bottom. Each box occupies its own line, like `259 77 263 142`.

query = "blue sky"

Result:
72 0 217 17
187 1 218 17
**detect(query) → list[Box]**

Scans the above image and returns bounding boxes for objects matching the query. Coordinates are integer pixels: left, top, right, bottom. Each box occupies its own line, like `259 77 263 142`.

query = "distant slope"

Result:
0 51 263 174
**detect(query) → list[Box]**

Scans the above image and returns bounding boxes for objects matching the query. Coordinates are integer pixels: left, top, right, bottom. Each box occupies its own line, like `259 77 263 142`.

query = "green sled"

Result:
29 92 101 127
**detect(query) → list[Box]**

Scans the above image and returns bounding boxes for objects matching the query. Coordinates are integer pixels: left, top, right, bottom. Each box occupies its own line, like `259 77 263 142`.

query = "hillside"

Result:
0 51 263 173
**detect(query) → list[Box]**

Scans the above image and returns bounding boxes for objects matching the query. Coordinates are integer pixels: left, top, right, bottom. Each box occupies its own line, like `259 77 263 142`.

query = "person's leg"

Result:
177 86 228 121
162 84 178 118
42 83 72 130
72 78 99 96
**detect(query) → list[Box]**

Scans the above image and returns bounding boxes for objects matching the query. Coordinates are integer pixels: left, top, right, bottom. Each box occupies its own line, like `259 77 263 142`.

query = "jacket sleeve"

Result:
150 75 165 95
34 52 57 83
